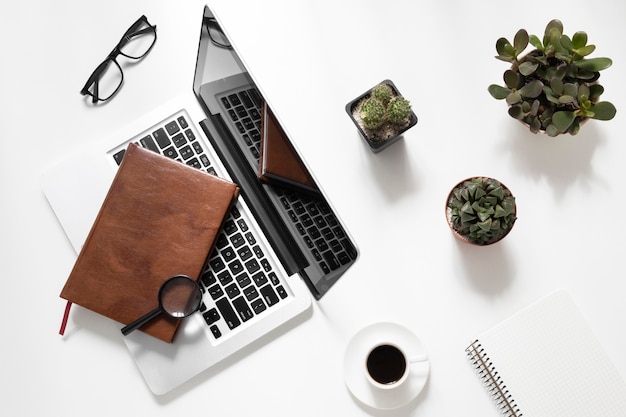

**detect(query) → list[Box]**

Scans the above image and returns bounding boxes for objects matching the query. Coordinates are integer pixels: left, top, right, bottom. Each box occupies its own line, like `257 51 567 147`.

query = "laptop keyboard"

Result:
111 111 290 340
217 88 357 286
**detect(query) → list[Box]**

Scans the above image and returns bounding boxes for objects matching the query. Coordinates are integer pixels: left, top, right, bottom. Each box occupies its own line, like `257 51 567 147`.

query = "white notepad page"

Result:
467 290 626 417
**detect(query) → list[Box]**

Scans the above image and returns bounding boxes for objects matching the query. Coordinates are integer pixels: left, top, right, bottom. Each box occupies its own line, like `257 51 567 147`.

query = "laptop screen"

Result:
190 6 358 299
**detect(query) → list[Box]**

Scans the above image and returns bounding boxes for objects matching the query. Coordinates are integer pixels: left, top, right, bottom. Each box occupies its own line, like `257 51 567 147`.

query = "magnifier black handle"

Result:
121 307 162 336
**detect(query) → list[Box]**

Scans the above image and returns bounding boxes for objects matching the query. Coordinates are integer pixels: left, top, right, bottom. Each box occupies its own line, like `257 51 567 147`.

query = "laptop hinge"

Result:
199 117 309 277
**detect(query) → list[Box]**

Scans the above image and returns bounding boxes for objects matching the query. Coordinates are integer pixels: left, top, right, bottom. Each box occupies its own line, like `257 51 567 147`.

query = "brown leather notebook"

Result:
258 102 319 195
59 144 239 343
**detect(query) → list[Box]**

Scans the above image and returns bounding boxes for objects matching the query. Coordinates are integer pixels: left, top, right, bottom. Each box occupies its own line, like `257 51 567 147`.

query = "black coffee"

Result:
366 344 407 385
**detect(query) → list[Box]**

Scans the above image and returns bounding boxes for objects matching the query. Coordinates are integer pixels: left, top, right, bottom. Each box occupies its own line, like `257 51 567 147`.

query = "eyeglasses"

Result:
205 17 231 49
81 15 157 103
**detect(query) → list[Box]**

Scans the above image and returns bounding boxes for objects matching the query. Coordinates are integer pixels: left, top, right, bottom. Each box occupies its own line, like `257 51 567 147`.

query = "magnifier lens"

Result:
160 276 202 318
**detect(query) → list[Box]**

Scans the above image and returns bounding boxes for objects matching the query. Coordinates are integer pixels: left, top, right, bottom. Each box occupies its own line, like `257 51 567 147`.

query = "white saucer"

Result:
344 322 430 410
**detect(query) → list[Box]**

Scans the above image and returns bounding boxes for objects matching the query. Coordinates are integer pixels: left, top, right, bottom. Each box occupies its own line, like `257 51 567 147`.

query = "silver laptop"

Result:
42 5 358 395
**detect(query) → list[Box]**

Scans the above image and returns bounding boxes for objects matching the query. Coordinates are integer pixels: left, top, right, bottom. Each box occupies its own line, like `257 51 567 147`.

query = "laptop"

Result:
42 5 358 395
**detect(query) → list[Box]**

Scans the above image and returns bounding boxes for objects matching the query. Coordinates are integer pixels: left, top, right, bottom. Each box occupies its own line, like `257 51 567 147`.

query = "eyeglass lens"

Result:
118 19 157 58
207 18 231 49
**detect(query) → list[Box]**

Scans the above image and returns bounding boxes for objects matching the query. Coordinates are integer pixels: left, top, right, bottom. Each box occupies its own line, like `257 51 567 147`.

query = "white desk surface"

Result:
3 0 626 414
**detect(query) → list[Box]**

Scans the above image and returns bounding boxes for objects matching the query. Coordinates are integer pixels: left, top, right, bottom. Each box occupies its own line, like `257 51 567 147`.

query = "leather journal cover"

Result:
59 143 240 343
258 102 319 195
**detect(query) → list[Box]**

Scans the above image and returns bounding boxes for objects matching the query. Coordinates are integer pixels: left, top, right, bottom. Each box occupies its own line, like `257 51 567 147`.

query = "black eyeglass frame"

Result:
81 15 157 103
205 17 232 49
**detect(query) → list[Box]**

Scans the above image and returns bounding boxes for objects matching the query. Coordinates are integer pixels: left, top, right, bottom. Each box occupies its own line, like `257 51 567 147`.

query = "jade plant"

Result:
446 177 517 245
357 82 413 139
488 19 616 136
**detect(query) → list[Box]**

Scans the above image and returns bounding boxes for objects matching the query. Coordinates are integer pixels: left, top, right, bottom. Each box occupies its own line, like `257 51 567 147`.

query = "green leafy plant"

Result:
357 82 413 136
488 19 616 136
446 177 517 245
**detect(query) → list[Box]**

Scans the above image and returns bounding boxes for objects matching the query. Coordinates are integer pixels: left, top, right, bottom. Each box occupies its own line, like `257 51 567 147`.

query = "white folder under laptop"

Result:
41 5 358 395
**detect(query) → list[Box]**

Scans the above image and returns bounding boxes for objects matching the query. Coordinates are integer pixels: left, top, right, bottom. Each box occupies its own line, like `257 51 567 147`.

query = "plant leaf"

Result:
546 124 561 137
518 61 538 76
519 80 543 98
590 102 617 120
550 78 563 95
575 57 613 72
506 91 522 105
572 31 588 49
529 34 543 49
508 105 524 120
488 84 511 100
513 29 529 54
589 84 604 100
552 111 576 132
560 35 573 52
503 70 520 89
496 37 512 57
478 219 492 232
575 44 595 57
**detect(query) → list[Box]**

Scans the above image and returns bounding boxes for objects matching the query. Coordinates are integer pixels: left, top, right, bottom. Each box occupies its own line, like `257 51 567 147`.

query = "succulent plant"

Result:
488 19 616 136
357 82 413 133
447 177 517 245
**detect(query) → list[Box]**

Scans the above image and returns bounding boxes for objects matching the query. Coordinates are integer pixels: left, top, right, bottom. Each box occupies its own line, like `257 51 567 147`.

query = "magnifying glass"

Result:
121 275 202 336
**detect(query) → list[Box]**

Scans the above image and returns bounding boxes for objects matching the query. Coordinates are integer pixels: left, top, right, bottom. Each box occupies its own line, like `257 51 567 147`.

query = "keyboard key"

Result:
260 284 279 307
236 273 252 288
322 251 341 271
243 285 259 301
230 233 245 248
229 259 244 275
232 296 253 322
247 88 261 107
165 121 180 136
245 259 261 274
201 270 216 287
225 283 240 299
173 133 187 147
276 285 287 299
113 149 125 166
228 93 242 106
216 298 241 329
163 146 178 159
210 325 222 339
185 129 196 141
252 271 267 287
209 257 226 272
239 90 254 108
180 145 194 160
208 284 224 300
202 308 220 325
177 116 189 129
251 298 266 314
139 135 159 153
217 270 233 286
153 128 170 148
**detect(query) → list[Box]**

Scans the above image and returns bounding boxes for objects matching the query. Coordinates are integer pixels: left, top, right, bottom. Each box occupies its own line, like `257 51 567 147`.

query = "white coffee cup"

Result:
365 343 427 390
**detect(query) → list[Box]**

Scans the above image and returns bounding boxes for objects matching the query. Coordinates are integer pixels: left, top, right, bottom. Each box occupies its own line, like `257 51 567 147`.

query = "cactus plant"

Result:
387 96 412 124
488 19 616 136
360 97 387 130
346 80 417 153
446 177 517 245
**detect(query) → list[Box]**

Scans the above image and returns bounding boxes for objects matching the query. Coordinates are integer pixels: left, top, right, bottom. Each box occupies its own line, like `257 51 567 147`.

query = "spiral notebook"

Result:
466 290 626 417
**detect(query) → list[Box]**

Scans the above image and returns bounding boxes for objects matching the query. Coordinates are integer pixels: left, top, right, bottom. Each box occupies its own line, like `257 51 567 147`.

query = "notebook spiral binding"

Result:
466 340 523 417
